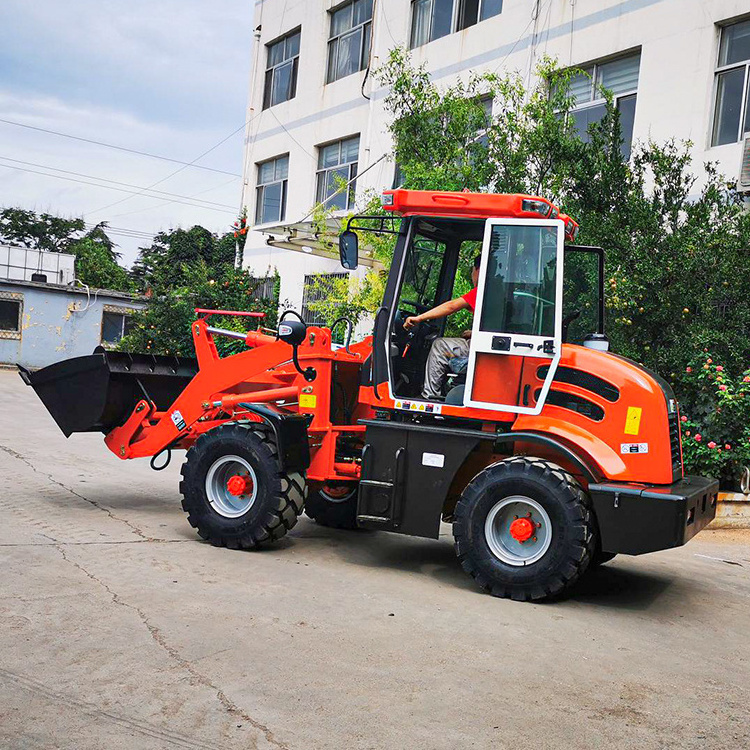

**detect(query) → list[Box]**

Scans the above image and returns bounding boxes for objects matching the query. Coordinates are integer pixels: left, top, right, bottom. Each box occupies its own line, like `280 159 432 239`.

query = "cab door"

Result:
464 218 564 415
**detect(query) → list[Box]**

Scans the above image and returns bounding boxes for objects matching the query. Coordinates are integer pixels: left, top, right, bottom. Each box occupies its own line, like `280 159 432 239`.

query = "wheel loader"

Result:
21 189 718 601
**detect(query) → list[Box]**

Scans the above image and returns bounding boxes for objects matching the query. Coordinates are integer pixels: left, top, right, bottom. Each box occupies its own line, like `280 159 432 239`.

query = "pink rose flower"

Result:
719 384 728 391
686 367 692 373
725 444 731 450
744 376 750 383
716 365 723 372
707 358 713 364
681 415 687 422
695 434 702 442
685 430 691 436
708 441 716 449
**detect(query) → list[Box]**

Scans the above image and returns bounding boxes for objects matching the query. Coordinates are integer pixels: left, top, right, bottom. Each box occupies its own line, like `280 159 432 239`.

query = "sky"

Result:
0 0 253 266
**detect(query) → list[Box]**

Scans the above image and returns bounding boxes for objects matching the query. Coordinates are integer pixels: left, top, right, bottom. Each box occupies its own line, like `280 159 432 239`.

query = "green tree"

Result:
121 226 279 357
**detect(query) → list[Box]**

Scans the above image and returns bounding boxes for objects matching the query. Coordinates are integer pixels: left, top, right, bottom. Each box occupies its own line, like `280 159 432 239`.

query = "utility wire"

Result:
0 156 237 209
107 175 239 222
0 118 241 177
0 163 236 215
86 119 253 218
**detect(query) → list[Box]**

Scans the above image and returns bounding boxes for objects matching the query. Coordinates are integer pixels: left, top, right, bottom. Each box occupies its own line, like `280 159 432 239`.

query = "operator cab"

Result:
342 190 605 415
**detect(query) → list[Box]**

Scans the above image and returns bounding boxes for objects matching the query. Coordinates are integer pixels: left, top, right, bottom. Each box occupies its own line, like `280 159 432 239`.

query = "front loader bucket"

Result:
19 351 198 437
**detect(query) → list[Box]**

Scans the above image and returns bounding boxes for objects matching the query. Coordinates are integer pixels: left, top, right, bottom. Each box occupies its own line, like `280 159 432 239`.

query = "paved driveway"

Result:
0 370 748 749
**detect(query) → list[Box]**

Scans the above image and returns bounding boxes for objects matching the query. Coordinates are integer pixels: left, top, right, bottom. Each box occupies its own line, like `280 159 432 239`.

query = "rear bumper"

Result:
589 476 719 555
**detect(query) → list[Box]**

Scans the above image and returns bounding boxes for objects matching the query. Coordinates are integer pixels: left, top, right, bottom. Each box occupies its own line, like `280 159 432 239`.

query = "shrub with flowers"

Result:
679 352 750 489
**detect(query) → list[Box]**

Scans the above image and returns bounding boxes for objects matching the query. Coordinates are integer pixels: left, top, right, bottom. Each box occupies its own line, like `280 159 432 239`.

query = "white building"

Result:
241 0 750 317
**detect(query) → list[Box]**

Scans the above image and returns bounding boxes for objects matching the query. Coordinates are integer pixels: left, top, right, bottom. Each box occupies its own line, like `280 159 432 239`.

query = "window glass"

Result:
0 300 20 331
400 235 447 311
713 67 746 146
480 0 503 22
264 30 300 109
316 136 359 210
432 0 454 40
719 18 750 66
458 0 480 30
563 250 600 345
568 69 593 105
570 103 607 142
256 155 289 224
617 94 637 159
327 0 372 83
598 55 640 95
479 225 558 337
102 312 125 344
411 0 431 47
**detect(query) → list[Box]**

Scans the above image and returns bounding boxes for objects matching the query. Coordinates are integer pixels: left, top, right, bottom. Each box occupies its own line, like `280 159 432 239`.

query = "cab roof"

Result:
381 189 579 242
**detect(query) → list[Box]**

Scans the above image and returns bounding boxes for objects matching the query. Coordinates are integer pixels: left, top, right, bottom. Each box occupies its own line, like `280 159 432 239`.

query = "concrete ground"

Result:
1 370 749 750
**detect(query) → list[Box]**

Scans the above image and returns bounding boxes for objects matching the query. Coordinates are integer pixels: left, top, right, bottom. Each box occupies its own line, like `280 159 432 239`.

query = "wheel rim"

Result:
205 455 258 518
484 495 552 567
319 483 357 504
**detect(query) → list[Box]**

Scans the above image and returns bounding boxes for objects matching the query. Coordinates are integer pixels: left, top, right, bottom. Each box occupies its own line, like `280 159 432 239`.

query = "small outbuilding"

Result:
0 277 146 370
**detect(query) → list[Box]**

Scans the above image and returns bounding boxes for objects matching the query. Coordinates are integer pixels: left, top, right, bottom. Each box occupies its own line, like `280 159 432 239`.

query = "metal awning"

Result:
256 219 382 269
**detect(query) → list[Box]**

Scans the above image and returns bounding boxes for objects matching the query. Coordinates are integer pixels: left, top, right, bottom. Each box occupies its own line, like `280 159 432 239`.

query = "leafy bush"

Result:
679 352 750 488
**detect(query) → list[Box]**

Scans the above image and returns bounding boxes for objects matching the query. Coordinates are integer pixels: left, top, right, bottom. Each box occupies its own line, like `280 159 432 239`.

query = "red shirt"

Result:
461 287 478 311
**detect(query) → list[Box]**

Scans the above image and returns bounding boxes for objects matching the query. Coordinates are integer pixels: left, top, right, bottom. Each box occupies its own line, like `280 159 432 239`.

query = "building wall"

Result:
0 280 146 370
241 0 750 312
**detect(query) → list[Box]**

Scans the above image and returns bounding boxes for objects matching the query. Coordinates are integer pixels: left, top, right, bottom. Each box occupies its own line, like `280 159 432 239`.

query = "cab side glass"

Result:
339 230 359 270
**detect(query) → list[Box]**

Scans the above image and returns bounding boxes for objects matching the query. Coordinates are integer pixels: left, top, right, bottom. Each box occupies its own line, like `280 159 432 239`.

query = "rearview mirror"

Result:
339 230 359 270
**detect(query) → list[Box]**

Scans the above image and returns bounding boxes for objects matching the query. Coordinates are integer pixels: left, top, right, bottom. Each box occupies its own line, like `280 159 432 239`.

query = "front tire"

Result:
453 457 595 601
180 422 306 548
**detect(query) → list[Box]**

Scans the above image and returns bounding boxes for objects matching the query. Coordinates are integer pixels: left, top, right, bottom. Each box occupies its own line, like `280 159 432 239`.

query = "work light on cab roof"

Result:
380 189 580 242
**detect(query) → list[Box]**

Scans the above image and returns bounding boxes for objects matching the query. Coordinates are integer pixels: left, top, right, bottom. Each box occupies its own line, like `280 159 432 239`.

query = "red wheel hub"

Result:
226 474 252 497
509 517 535 543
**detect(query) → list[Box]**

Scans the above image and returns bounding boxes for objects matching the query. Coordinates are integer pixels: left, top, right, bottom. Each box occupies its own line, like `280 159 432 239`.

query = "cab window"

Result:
478 224 557 337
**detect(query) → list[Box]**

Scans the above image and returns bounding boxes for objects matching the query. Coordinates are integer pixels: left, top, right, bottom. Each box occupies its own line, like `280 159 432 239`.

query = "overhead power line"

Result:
87 119 252 218
0 162 236 215
0 156 237 209
0 118 241 177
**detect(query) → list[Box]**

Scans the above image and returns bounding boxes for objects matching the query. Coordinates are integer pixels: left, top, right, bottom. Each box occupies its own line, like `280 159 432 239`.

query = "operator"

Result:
404 255 480 401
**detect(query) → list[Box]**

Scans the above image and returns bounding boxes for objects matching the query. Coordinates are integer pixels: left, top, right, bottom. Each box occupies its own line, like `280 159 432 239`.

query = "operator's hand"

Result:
462 330 472 339
404 316 421 331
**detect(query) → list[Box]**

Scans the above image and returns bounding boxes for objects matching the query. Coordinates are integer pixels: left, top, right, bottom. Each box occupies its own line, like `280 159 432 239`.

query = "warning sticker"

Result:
624 406 642 436
299 394 317 409
621 443 649 455
394 399 442 415
170 410 186 431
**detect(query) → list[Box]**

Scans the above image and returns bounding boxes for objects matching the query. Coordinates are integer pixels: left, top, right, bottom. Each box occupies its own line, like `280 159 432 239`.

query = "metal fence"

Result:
301 273 348 325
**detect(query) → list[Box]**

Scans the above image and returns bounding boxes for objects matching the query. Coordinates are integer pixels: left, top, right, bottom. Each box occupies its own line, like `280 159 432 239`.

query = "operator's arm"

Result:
404 297 470 330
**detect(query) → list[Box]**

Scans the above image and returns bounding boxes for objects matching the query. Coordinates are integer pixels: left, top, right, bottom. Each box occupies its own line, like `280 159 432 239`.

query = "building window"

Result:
712 18 750 146
101 309 134 346
327 0 373 83
263 30 300 110
315 136 360 210
302 273 349 325
255 155 289 225
410 0 502 48
0 295 22 340
565 52 640 159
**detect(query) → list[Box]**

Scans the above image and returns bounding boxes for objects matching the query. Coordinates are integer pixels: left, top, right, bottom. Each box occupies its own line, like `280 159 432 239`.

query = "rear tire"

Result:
304 482 358 529
180 422 306 548
453 457 595 601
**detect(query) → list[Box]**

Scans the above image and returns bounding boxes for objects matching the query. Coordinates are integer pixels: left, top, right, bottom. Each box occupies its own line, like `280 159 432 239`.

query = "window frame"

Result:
254 154 289 226
0 292 22 340
263 28 301 110
315 135 360 211
326 0 373 84
563 51 641 158
711 18 750 147
410 0 502 48
100 306 135 348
